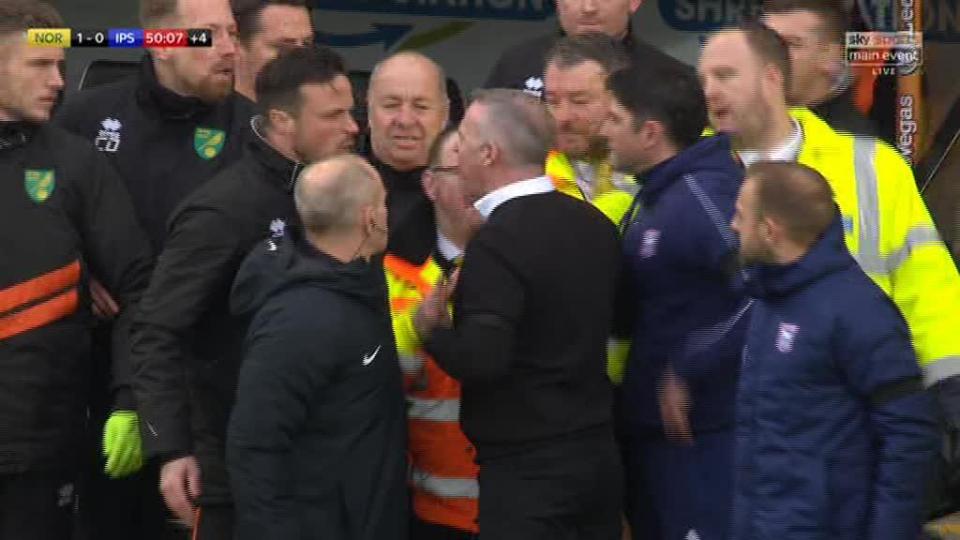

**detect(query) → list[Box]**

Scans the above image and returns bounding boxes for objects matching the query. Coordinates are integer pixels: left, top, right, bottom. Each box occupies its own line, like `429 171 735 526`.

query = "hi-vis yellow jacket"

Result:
791 107 960 386
383 254 479 534
545 150 637 225
545 150 635 383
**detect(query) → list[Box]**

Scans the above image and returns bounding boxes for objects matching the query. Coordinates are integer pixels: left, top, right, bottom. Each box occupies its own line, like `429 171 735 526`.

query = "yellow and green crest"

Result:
24 169 55 203
194 127 226 160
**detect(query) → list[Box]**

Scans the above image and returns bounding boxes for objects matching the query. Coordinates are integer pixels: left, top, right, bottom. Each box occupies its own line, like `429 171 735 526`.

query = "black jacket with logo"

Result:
0 122 152 473
227 231 408 540
55 56 255 251
130 129 301 503
484 24 690 94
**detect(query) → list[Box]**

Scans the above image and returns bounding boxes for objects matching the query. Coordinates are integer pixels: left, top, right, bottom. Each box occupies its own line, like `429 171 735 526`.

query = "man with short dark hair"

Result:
699 23 960 436
602 63 747 540
542 33 636 224
418 89 623 540
731 161 938 539
761 0 881 138
485 0 688 96
228 154 407 540
231 0 313 101
0 1 153 538
130 45 357 540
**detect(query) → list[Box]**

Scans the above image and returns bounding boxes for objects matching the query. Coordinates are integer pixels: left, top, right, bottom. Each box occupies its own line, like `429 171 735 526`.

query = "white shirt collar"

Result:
436 232 462 263
473 175 555 219
737 118 804 167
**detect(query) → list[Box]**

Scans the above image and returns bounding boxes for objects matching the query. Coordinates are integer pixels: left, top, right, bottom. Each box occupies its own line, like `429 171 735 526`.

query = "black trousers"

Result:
193 504 234 540
0 470 75 540
477 429 623 540
411 517 478 540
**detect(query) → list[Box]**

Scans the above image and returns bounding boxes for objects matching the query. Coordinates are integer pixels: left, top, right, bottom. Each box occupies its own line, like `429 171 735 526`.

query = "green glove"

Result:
102 410 144 478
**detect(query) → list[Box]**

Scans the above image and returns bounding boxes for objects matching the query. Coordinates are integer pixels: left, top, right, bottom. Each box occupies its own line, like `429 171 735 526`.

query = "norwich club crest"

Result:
194 127 226 160
24 169 55 203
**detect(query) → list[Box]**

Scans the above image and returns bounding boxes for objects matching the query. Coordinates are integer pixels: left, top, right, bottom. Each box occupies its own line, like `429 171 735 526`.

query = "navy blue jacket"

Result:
734 219 938 540
620 135 748 435
227 231 408 540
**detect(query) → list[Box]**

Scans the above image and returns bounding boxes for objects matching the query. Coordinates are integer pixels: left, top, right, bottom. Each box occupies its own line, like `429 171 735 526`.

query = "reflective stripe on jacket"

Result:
383 254 479 534
792 107 960 385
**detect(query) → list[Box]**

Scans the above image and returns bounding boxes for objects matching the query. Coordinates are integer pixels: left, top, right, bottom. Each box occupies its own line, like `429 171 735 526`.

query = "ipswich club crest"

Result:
776 322 800 353
194 127 226 160
24 169 55 203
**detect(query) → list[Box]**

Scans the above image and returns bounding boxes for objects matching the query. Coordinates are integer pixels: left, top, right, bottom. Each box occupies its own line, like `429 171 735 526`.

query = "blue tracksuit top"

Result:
733 218 939 540
620 134 749 435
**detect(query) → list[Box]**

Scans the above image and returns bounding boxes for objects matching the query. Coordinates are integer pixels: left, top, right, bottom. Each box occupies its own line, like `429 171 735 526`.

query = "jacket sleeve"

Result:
130 207 242 457
425 229 524 383
839 306 939 540
73 150 154 409
876 143 960 395
669 175 747 382
228 300 337 540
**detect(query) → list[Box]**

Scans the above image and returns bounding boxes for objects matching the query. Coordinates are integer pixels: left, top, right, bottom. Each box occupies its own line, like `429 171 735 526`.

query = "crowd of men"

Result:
0 0 957 538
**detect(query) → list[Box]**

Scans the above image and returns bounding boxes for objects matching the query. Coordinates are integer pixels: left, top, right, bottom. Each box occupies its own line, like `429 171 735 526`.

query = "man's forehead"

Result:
177 0 235 26
700 32 749 65
545 62 607 90
371 57 442 94
4 39 64 63
259 5 313 36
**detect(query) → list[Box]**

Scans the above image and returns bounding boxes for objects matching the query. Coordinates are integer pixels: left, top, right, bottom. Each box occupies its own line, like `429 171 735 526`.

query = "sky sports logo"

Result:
844 32 923 76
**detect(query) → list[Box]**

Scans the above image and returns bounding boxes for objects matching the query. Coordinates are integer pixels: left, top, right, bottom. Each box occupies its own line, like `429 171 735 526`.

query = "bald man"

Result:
731 161 938 540
227 155 408 540
367 51 450 265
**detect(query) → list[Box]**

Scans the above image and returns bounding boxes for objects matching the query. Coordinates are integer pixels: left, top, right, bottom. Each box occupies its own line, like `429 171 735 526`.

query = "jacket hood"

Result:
745 216 855 299
641 134 739 205
230 229 388 318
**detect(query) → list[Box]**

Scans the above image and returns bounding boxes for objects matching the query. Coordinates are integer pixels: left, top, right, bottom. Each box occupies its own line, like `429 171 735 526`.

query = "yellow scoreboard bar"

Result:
26 28 71 48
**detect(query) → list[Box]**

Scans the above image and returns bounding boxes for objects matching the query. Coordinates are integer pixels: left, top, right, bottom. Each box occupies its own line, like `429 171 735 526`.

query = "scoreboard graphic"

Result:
26 28 212 48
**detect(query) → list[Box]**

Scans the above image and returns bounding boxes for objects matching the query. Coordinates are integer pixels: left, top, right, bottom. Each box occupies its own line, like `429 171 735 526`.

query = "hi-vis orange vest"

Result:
383 254 479 534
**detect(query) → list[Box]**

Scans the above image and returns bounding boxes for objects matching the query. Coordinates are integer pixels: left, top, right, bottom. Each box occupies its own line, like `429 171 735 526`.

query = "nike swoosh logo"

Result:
362 345 381 366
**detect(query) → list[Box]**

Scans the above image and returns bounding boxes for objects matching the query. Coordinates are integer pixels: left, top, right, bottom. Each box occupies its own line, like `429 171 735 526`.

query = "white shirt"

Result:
473 176 556 219
436 232 462 263
737 118 804 167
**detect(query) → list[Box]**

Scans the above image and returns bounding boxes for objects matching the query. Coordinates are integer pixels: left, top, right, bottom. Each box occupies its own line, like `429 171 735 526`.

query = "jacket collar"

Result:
135 55 215 120
0 121 39 151
789 107 849 165
556 21 636 48
745 217 855 299
249 116 303 192
640 134 737 205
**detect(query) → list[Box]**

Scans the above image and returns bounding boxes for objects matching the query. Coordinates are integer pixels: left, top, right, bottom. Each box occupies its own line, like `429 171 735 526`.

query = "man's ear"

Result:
268 108 295 136
760 215 780 244
762 63 787 99
483 141 499 167
148 47 173 63
421 171 438 202
629 0 643 14
819 42 843 78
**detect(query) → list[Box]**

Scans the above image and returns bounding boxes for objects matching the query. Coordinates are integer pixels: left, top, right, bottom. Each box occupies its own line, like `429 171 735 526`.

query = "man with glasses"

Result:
385 127 483 540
